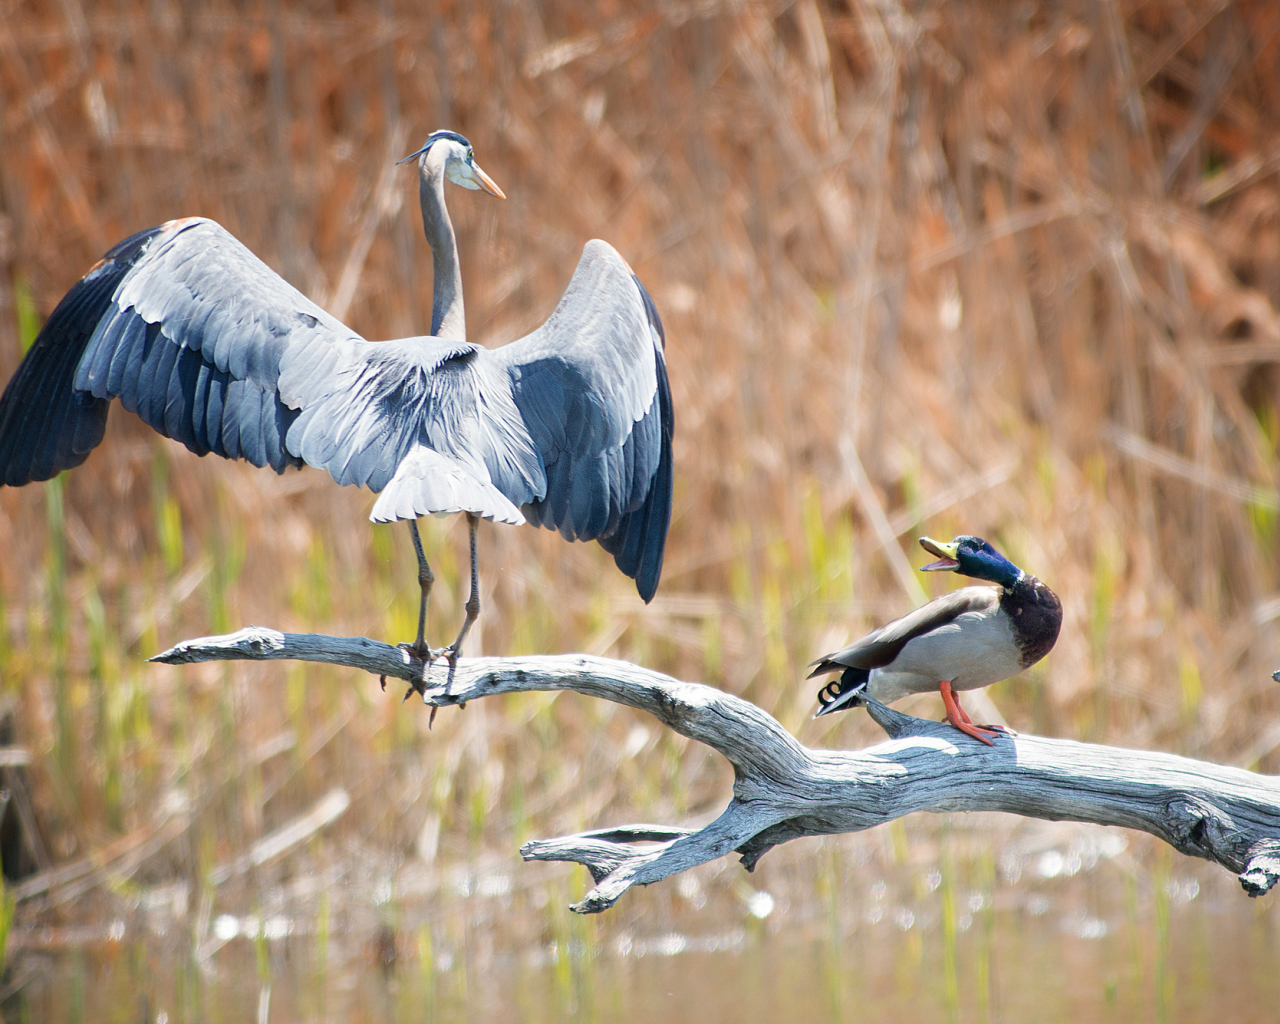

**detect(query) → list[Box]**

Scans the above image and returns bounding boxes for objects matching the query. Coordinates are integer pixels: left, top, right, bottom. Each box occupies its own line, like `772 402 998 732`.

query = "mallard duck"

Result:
809 535 1062 745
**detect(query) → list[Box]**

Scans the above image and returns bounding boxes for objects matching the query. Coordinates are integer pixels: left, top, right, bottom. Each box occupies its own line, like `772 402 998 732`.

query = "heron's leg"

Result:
440 513 480 664
938 681 999 746
386 520 436 702
408 519 435 656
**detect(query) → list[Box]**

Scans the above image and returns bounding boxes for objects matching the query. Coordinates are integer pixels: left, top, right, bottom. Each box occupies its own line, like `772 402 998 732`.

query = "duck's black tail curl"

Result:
814 666 869 716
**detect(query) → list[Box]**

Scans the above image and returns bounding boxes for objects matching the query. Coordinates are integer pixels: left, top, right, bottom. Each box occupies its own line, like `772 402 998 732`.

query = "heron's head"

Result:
399 130 505 198
919 535 1024 588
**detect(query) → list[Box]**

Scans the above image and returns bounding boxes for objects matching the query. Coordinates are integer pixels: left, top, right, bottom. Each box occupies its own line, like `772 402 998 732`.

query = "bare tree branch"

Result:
154 627 1280 913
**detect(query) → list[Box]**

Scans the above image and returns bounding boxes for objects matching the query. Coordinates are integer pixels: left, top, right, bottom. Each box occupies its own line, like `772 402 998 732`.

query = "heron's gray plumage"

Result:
420 158 465 340
0 174 672 603
497 242 668 558
67 217 352 475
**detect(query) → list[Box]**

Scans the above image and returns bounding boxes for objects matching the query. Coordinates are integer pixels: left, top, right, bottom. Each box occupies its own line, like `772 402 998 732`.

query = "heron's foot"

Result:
398 638 436 664
419 644 469 728
429 642 464 667
394 641 443 702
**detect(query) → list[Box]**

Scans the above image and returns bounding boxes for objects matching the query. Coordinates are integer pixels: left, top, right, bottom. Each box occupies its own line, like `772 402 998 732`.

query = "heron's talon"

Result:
401 671 428 701
427 644 462 667
397 641 436 664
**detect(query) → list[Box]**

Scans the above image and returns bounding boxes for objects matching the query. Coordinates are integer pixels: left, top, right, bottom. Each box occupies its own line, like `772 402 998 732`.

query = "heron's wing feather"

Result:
494 240 673 601
0 229 147 483
280 338 540 523
0 218 363 485
807 588 1000 675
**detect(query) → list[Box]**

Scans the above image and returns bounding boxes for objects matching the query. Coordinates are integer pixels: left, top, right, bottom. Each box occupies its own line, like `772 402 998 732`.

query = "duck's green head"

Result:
919 535 1024 588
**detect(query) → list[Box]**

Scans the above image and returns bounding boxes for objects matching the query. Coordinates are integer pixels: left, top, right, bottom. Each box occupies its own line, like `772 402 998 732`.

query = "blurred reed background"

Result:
0 0 1279 1003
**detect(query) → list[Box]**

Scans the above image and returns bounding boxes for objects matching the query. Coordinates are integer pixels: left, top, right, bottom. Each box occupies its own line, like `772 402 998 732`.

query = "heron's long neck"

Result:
419 166 465 340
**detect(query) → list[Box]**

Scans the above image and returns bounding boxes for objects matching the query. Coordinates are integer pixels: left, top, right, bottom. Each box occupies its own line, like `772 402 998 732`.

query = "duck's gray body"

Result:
825 586 1024 704
810 563 1062 716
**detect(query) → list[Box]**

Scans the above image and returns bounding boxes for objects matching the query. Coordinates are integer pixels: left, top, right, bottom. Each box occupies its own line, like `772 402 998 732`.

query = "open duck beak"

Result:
919 536 960 572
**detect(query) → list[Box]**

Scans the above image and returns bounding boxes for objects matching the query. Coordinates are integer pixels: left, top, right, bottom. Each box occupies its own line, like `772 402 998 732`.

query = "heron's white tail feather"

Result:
370 447 525 525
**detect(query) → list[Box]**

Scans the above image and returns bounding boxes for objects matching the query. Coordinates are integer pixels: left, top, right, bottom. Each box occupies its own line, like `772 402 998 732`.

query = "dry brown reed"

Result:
0 0 1278 927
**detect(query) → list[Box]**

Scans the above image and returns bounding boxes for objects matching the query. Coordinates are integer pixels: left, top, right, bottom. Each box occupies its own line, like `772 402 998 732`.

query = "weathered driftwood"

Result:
154 627 1280 914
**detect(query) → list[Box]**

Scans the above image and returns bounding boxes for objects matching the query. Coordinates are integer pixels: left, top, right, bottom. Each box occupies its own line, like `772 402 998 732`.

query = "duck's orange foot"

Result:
938 681 1002 747
949 718 999 746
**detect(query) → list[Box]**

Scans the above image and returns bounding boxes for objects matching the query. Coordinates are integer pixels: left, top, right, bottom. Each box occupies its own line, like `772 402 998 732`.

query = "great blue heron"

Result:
0 130 673 681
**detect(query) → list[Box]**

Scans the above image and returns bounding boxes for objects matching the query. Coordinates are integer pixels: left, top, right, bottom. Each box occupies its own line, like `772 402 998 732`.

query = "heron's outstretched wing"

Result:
0 218 361 484
494 240 674 602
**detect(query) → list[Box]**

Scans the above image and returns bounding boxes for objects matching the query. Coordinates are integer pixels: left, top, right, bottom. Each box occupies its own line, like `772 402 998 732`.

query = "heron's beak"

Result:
470 161 506 199
919 536 960 572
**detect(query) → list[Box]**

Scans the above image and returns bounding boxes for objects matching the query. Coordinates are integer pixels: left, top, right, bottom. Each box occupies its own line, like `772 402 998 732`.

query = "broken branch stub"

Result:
153 627 1280 913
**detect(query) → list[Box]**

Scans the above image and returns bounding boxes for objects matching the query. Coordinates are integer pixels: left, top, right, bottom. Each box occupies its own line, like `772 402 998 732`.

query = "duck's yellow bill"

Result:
919 536 960 571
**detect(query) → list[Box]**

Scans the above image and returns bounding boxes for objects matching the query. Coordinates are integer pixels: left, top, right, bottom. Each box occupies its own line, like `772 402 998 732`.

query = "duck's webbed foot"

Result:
944 688 1017 736
938 681 1002 747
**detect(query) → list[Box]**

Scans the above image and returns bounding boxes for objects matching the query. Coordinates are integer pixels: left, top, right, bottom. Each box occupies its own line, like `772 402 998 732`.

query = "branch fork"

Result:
155 627 1280 913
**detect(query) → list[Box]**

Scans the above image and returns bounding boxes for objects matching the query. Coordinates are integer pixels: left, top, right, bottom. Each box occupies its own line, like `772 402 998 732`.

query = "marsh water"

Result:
7 815 1277 1023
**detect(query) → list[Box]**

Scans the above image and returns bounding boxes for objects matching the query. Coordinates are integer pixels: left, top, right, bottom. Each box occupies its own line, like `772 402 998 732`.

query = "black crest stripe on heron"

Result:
0 129 674 680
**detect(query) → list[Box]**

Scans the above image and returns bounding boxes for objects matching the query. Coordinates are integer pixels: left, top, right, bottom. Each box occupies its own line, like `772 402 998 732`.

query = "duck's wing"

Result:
491 240 673 602
808 587 999 676
0 218 364 483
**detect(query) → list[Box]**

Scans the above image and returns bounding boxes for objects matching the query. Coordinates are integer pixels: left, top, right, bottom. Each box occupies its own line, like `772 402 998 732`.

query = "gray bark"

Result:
154 627 1280 914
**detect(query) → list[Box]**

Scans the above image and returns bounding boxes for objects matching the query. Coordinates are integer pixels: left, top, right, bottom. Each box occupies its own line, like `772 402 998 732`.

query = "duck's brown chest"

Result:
1000 576 1063 669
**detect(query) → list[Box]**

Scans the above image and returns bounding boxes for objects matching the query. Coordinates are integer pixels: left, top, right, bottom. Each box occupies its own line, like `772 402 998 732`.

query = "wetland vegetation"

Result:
1 0 1279 1018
